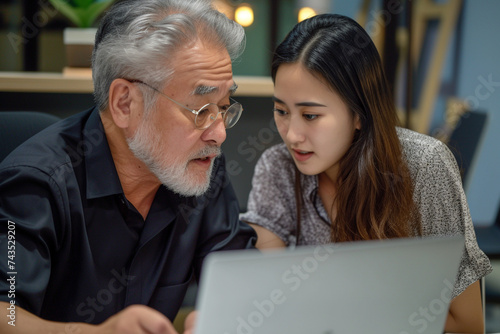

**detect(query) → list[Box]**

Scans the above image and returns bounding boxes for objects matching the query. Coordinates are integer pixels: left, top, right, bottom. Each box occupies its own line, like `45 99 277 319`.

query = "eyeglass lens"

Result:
195 102 242 129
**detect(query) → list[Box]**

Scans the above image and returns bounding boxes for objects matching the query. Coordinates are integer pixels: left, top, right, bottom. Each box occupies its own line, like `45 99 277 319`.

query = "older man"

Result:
0 0 256 333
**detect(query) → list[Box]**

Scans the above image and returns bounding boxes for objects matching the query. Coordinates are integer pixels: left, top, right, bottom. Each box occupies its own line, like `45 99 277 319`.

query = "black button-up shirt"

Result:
0 107 256 324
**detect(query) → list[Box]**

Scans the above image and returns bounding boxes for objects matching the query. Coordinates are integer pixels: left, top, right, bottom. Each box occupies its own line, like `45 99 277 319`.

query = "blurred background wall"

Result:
0 0 498 223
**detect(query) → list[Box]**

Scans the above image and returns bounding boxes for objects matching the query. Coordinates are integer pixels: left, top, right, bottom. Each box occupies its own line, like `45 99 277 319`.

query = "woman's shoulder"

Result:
254 143 295 178
397 127 446 152
396 127 462 189
396 127 454 167
261 142 291 158
258 143 293 167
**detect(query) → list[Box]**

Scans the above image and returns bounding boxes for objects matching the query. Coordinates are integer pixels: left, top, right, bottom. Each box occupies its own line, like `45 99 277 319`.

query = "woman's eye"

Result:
273 108 288 116
304 114 318 120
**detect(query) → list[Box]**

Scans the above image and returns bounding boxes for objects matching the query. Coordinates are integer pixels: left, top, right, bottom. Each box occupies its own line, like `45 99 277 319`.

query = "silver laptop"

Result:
194 235 464 334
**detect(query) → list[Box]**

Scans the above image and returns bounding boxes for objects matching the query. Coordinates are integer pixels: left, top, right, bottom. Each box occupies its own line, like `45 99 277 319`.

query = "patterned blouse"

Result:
240 127 492 298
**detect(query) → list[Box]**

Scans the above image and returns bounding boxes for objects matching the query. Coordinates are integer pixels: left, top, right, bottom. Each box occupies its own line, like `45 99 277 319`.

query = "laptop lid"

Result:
194 235 464 334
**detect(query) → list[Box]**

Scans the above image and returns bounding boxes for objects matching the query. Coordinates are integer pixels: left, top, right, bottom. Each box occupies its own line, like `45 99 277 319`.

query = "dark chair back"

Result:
0 111 61 162
447 111 488 185
496 200 500 225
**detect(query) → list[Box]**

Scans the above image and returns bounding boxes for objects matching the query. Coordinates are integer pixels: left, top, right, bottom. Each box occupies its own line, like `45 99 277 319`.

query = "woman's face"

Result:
273 62 360 181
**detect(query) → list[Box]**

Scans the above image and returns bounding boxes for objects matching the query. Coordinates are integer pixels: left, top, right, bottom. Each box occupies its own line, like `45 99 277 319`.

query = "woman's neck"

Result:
318 172 338 222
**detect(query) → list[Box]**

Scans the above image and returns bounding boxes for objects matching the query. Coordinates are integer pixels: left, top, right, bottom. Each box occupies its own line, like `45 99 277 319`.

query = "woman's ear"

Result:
354 113 361 130
108 79 140 129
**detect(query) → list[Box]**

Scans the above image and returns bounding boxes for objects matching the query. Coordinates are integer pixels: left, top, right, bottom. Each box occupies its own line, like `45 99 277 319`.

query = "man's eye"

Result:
198 108 210 116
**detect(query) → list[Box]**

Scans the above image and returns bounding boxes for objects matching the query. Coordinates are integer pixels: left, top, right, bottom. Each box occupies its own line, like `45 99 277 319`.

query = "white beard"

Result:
126 116 220 197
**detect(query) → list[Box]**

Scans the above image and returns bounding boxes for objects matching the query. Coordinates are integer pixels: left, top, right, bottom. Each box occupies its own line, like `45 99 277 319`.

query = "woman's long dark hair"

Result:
272 14 421 242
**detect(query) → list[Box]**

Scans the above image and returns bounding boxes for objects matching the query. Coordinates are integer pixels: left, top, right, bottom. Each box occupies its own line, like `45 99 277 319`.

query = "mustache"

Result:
191 145 221 160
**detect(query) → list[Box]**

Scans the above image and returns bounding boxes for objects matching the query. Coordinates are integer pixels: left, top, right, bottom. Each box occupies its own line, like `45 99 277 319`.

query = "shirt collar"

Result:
302 173 331 223
84 108 124 199
302 173 319 201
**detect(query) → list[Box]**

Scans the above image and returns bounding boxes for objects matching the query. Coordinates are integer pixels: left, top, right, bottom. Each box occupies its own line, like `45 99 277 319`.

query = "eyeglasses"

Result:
125 79 243 130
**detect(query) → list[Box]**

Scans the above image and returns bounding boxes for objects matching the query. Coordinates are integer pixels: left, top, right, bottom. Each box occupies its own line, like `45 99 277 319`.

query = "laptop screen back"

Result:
194 235 464 334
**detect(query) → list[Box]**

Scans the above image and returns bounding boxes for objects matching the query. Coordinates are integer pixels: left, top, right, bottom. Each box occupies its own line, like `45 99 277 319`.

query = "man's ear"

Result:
108 79 140 129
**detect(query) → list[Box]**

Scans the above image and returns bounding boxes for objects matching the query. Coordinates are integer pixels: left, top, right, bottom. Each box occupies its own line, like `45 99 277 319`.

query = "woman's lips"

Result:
292 149 313 162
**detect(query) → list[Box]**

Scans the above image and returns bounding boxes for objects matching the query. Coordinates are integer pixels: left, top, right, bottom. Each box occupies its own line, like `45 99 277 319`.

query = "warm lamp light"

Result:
235 4 254 27
298 7 317 22
212 0 234 20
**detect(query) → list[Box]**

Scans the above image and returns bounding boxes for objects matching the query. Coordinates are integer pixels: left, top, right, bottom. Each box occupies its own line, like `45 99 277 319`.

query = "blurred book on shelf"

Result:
63 67 92 78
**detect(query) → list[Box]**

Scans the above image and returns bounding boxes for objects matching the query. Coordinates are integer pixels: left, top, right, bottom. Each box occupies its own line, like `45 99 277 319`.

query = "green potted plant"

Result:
49 0 115 68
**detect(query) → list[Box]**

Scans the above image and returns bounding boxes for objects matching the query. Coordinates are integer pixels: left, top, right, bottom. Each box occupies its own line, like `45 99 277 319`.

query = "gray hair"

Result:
92 0 245 112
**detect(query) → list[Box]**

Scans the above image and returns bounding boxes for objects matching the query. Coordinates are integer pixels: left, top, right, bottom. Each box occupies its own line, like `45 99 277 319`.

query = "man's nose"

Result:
201 115 227 145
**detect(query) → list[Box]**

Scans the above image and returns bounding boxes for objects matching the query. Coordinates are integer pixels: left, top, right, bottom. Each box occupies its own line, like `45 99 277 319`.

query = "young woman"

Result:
240 14 491 332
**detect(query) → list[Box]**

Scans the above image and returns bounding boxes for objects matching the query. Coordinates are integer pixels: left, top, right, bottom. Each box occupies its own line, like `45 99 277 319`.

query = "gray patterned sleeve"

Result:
240 145 297 245
404 131 492 299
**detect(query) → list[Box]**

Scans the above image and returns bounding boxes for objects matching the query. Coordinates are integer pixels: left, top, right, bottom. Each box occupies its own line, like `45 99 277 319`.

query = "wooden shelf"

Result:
0 71 94 93
0 71 274 97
